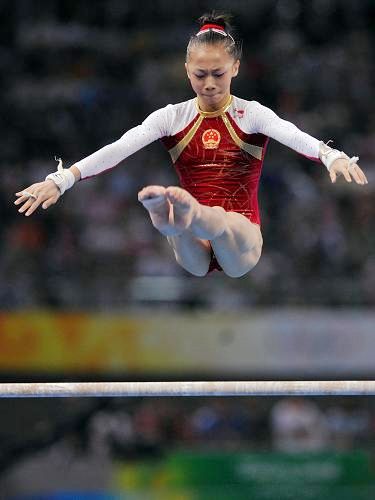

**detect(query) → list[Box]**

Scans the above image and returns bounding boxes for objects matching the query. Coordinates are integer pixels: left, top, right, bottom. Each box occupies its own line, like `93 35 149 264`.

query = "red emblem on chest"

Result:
202 128 221 149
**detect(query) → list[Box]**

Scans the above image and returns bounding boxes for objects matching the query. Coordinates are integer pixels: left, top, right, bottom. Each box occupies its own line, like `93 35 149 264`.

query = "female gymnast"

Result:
15 13 368 278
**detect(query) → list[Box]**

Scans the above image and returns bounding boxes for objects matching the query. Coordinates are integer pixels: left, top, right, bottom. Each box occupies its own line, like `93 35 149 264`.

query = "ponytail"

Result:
187 11 242 61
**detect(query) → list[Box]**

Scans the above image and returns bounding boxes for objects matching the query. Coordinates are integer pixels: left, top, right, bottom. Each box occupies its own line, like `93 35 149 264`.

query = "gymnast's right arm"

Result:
14 107 171 216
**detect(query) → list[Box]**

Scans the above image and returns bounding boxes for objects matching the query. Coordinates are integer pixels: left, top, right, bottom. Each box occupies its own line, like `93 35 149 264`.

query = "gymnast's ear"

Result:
185 62 191 80
232 59 240 77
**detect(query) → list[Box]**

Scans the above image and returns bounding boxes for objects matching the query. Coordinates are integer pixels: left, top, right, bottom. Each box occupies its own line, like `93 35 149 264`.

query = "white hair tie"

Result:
196 27 235 44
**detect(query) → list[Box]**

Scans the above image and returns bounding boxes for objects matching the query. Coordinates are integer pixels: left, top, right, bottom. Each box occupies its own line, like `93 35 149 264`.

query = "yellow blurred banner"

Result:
0 311 247 374
0 312 140 372
0 310 374 374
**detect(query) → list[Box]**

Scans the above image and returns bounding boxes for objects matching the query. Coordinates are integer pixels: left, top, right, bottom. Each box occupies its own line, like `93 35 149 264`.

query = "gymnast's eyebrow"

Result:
195 68 225 74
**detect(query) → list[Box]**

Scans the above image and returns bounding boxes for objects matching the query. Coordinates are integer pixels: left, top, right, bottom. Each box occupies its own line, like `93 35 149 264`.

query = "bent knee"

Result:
224 261 258 278
225 265 254 278
181 264 209 277
175 255 209 277
223 245 263 278
189 268 209 277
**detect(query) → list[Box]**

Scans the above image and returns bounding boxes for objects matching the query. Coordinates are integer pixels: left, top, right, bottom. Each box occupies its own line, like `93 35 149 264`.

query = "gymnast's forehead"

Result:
187 45 236 66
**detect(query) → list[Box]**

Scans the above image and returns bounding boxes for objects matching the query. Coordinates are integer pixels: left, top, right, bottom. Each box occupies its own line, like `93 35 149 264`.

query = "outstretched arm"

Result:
14 107 171 216
249 101 368 185
319 142 367 184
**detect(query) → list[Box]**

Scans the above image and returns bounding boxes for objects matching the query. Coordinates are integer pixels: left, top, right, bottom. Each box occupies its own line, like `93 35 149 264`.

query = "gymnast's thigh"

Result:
211 212 263 277
166 233 212 276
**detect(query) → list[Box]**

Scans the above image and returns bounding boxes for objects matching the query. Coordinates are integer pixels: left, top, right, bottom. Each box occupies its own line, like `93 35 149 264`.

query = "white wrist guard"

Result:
319 141 348 171
319 141 359 172
45 157 75 195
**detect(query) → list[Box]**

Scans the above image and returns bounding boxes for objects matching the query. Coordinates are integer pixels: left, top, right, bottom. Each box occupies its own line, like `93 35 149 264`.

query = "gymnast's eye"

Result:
193 71 225 79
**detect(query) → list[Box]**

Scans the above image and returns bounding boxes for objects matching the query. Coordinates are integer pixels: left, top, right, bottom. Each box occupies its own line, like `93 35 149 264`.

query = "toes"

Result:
138 185 166 202
147 186 166 196
139 195 167 209
166 186 185 203
166 187 194 211
165 186 179 196
138 187 170 212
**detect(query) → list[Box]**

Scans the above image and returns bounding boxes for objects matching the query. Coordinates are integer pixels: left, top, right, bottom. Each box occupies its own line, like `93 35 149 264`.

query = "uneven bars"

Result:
0 381 374 398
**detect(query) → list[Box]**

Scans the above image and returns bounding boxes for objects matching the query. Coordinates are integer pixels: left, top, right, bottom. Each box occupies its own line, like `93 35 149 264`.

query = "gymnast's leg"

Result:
165 186 262 277
138 186 211 276
138 185 263 278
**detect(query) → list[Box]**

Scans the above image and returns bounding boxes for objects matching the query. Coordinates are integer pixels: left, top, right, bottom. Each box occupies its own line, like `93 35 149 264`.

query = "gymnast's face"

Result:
185 43 240 112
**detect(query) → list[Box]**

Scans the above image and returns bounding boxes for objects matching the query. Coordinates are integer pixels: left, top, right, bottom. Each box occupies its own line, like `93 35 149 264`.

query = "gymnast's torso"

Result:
74 95 321 225
161 95 269 224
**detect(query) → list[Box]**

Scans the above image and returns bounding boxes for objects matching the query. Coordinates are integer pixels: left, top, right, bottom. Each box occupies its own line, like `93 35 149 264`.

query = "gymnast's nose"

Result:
204 78 216 92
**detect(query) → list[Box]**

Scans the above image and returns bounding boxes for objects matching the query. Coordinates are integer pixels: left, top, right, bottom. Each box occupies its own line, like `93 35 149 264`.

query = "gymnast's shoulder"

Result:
143 98 199 137
230 96 275 118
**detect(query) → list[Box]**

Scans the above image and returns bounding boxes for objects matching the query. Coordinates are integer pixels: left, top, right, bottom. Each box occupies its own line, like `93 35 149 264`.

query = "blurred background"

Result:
0 0 374 498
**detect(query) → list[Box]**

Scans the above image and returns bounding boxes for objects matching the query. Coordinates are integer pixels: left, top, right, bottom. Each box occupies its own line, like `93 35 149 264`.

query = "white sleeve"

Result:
74 106 171 179
249 101 321 161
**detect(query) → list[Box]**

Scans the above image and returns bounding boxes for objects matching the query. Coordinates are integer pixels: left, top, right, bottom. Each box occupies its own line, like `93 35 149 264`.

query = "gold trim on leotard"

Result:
195 94 233 117
221 113 263 160
168 94 263 162
168 114 205 163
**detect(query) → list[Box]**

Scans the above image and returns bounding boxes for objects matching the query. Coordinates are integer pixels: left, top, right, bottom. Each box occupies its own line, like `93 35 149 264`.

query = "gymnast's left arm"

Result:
249 101 368 185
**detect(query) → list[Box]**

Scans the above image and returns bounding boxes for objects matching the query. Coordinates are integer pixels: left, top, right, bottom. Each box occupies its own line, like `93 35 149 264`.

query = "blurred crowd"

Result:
0 0 374 310
0 395 374 489
86 396 374 456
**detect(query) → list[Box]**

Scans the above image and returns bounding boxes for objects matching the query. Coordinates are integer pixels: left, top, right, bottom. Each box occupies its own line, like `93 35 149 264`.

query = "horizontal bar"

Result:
0 381 374 398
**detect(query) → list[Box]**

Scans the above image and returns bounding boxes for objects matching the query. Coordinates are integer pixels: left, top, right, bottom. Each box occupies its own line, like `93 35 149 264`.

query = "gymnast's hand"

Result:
14 180 61 216
329 158 368 185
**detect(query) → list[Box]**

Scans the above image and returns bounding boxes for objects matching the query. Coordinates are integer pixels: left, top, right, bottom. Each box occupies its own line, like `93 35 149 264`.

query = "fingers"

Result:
349 166 361 184
42 196 57 210
330 170 337 183
330 160 368 185
347 165 368 185
355 166 368 184
14 193 34 205
15 192 59 216
14 181 61 216
16 198 33 213
16 195 43 216
342 167 352 183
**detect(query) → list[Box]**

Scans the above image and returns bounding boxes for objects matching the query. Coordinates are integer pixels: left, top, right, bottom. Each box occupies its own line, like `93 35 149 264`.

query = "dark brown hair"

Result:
186 11 242 61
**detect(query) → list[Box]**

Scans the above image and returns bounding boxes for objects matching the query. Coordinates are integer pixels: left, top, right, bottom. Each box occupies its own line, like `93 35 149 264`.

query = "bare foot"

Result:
138 185 167 209
166 186 227 240
138 185 180 236
165 186 200 233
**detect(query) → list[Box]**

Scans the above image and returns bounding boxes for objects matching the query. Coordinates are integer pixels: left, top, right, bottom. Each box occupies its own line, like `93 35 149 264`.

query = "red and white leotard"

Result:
75 95 321 225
